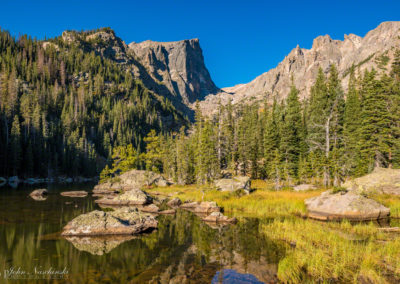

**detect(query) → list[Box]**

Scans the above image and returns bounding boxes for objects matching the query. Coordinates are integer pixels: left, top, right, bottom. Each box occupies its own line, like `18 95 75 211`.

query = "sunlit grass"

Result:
260 218 400 283
147 180 400 283
147 180 323 218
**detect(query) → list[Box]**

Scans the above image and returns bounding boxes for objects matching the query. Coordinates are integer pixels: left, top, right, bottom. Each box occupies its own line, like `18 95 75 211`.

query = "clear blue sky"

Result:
1 0 399 88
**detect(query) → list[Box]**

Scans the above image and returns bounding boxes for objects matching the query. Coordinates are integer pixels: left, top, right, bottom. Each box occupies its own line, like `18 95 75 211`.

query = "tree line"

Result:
0 28 188 178
104 52 400 187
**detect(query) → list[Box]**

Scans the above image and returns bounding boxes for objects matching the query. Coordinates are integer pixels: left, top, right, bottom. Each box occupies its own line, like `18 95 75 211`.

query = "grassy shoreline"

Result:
147 180 400 283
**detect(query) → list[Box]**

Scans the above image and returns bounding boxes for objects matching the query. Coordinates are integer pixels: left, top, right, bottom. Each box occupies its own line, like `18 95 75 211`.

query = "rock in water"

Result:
61 191 88 197
215 176 251 193
61 208 158 236
343 167 400 195
193 202 221 214
293 184 317 192
202 212 237 224
167 197 182 208
305 191 390 221
141 204 160 213
29 189 48 201
95 189 153 206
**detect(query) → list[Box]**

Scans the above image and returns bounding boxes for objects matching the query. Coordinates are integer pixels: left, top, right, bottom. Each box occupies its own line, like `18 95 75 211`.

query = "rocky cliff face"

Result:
60 29 219 117
129 39 219 104
199 21 400 114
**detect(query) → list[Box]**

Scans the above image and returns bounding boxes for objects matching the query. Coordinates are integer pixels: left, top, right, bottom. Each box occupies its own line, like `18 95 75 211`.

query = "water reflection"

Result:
0 185 285 283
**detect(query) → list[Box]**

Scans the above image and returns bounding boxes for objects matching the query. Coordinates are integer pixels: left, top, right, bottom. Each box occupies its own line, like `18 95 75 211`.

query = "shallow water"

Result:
0 185 285 283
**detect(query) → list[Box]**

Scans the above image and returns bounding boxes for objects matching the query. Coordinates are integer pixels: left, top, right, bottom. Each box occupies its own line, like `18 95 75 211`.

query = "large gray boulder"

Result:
343 167 400 195
95 170 170 195
61 208 157 236
293 184 317 192
95 189 153 206
305 191 390 221
215 176 251 193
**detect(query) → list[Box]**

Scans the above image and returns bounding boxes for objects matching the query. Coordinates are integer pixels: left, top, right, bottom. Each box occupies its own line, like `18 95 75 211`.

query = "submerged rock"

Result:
61 208 158 236
215 176 251 193
61 191 88 197
202 212 237 224
29 189 48 201
167 197 182 208
343 167 400 195
293 184 317 191
65 235 135 255
95 189 153 206
194 201 221 214
305 191 390 221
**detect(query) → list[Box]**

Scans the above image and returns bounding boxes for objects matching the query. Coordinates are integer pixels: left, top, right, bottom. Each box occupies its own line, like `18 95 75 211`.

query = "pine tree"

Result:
280 83 303 181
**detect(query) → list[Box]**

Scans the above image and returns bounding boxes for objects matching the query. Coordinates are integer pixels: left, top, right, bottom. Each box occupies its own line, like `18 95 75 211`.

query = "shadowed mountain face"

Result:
199 21 400 114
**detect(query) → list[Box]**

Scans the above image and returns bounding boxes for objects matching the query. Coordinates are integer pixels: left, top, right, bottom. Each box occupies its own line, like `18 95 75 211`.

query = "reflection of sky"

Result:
211 269 264 284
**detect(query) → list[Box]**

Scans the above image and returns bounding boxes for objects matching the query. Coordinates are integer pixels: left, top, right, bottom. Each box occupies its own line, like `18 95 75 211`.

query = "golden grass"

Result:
147 180 400 283
148 180 323 218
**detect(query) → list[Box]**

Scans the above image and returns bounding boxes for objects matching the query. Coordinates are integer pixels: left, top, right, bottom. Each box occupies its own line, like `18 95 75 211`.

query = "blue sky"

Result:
1 0 399 88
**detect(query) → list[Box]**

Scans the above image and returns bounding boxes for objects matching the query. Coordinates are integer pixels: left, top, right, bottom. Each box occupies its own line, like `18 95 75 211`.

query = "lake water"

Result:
0 185 285 283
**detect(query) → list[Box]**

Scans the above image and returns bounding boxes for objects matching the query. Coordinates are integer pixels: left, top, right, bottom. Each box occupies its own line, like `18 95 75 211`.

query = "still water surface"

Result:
0 185 285 283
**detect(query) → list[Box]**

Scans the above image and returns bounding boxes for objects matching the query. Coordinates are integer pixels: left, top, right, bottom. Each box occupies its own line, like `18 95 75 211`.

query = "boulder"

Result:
167 197 182 208
92 183 120 197
305 191 390 221
61 191 88 197
194 201 221 214
0 177 6 187
343 167 400 195
95 189 153 206
215 176 251 193
61 208 158 236
29 189 48 201
117 169 170 188
293 184 317 192
8 176 20 188
202 212 237 224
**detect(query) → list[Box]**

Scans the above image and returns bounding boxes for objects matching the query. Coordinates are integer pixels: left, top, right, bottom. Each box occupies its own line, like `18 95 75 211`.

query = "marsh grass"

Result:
147 180 400 283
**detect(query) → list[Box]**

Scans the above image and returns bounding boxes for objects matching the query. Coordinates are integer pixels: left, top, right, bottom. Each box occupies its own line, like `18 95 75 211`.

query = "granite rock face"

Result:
129 39 219 105
343 167 400 195
200 22 400 115
305 191 390 221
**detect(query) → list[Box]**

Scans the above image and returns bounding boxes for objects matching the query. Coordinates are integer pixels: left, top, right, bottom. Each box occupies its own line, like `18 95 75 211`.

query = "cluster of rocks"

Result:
305 168 400 221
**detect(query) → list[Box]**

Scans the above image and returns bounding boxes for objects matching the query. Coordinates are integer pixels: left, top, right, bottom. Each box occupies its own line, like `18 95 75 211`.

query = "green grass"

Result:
147 180 400 283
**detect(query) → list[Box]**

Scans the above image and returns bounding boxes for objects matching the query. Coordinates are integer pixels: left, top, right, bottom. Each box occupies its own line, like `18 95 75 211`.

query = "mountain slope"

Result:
199 21 400 114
